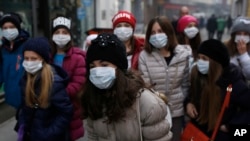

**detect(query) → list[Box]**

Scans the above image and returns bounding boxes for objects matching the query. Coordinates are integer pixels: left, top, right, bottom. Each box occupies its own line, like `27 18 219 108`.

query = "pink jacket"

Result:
61 47 86 140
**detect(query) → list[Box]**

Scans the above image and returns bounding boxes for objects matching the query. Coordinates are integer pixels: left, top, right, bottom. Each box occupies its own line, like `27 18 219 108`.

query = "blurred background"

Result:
0 0 247 46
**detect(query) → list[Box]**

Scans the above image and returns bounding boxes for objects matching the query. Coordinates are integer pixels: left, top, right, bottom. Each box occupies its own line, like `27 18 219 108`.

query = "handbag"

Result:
181 84 232 141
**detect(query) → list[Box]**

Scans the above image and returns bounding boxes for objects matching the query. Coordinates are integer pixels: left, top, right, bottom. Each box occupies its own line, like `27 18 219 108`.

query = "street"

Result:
0 28 230 141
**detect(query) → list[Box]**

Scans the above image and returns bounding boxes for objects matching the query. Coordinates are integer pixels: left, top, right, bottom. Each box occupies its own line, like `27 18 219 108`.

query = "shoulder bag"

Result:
181 84 232 141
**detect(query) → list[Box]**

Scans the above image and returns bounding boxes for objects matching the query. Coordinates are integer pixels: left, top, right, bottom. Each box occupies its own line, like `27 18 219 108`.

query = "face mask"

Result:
235 35 250 43
2 28 19 41
89 67 116 89
184 27 199 39
114 27 133 41
52 34 71 48
197 59 209 74
22 60 43 74
149 33 168 48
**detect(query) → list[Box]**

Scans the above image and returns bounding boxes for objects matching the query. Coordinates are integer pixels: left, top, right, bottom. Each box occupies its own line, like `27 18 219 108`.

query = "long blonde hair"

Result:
25 63 54 108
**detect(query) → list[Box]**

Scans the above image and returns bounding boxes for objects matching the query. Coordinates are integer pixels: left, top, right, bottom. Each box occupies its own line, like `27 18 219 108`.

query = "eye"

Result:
101 63 109 67
24 57 29 61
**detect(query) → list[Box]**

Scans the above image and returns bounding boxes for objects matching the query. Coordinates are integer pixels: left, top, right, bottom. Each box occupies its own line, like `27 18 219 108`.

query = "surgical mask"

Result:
184 27 199 39
149 33 168 48
197 59 209 74
2 28 19 41
22 60 43 74
52 34 71 48
89 67 116 89
235 35 250 43
114 27 133 41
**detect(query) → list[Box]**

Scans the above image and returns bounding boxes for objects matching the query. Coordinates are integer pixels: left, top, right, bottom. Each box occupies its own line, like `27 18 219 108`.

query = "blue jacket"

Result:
0 29 30 108
19 65 73 141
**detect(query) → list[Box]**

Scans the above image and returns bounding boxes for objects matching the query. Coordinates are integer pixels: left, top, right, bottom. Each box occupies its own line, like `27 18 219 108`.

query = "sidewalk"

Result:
0 117 87 141
0 117 17 141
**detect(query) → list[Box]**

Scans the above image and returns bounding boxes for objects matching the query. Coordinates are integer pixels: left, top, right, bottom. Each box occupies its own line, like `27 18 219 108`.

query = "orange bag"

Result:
181 122 209 141
181 84 232 141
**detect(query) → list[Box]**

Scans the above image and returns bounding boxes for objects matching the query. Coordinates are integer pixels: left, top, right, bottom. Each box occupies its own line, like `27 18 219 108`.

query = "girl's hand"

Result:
186 103 198 118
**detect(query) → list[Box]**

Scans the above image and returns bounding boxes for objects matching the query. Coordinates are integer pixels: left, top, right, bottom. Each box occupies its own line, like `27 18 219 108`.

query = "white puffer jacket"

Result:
86 89 172 141
138 45 192 117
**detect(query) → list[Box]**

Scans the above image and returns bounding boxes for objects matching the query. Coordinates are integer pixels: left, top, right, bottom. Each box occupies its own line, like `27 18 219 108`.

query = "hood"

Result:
65 47 86 58
171 44 192 64
2 29 30 51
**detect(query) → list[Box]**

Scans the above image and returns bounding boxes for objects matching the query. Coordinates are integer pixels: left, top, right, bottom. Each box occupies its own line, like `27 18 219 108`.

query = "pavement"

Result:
0 28 230 141
0 116 88 141
0 117 17 141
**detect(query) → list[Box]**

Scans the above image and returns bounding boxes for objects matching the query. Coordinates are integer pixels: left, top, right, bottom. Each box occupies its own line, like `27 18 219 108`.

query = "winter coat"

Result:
206 16 217 32
86 89 172 141
54 47 87 140
138 45 192 117
18 65 73 141
130 36 144 70
230 52 250 80
184 63 250 141
0 29 30 108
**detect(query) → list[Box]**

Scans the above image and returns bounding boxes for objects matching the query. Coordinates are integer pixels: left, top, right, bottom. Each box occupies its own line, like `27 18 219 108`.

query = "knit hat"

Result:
23 37 51 63
86 33 128 70
177 15 198 33
231 16 250 34
0 12 22 31
52 16 71 33
112 11 136 30
198 39 230 67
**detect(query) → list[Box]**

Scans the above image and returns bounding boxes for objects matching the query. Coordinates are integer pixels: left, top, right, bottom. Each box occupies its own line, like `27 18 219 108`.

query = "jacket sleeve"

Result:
86 118 98 141
40 83 73 140
138 52 152 85
139 89 172 141
237 52 250 80
224 64 250 109
66 53 87 99
181 59 190 98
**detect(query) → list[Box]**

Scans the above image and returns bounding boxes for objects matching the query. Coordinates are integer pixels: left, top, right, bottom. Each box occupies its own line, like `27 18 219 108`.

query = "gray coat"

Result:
138 45 191 117
86 89 172 141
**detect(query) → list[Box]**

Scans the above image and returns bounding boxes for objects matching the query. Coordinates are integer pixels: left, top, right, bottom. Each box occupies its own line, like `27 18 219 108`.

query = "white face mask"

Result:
2 28 19 41
235 35 250 43
22 60 43 74
114 27 133 41
89 67 116 89
197 59 209 74
52 34 71 48
149 33 168 48
184 27 199 39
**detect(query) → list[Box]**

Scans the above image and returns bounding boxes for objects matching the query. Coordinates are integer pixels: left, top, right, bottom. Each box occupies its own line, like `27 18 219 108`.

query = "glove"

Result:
17 124 25 141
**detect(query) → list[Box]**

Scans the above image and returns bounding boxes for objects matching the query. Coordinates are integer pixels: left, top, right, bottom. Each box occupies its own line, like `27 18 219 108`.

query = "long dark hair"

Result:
189 59 223 131
177 30 201 61
81 69 147 123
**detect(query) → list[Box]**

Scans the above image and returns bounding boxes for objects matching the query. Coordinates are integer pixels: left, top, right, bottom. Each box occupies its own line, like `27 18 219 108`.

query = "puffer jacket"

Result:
86 89 172 141
138 45 191 117
59 47 87 140
18 65 73 141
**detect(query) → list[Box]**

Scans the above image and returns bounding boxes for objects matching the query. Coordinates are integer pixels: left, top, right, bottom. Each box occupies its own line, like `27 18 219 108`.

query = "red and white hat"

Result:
112 11 136 30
